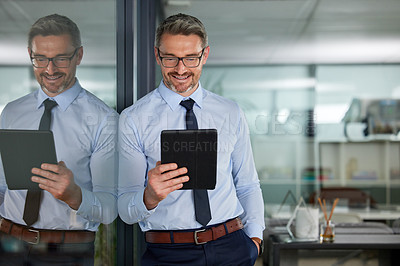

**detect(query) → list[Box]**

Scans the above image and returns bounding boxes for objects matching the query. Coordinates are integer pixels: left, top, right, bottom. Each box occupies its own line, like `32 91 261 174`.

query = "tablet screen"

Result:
161 129 217 190
0 129 57 190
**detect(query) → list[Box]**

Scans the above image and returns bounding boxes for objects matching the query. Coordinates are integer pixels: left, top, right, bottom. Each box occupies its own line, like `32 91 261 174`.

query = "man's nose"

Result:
46 60 57 74
175 59 187 73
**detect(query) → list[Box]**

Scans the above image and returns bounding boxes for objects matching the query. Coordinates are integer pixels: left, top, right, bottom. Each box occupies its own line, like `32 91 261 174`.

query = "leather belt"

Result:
145 217 243 245
0 218 95 244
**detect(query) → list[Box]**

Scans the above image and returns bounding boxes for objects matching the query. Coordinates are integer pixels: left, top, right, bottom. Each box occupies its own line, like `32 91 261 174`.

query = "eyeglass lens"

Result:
162 57 200 68
32 57 71 68
31 48 78 68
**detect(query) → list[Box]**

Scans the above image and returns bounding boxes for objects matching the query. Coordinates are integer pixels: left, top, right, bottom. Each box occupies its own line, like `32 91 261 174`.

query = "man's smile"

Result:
42 73 64 81
171 73 191 81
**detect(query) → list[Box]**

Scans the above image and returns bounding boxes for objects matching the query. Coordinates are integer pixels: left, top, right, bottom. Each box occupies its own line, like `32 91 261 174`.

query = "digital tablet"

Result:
161 129 217 190
0 129 57 191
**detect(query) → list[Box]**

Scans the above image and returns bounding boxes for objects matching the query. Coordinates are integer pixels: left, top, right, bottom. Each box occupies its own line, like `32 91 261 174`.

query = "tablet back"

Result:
0 129 57 190
161 129 217 190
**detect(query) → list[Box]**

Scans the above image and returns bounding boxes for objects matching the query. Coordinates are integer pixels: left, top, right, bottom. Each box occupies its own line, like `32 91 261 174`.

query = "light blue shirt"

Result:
118 81 265 239
0 79 118 231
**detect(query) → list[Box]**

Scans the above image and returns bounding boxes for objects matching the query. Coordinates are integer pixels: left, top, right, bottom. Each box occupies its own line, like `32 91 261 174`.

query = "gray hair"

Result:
155 13 208 48
28 14 81 49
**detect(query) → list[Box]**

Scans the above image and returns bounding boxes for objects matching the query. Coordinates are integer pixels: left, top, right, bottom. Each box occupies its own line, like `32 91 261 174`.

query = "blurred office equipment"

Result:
342 98 400 138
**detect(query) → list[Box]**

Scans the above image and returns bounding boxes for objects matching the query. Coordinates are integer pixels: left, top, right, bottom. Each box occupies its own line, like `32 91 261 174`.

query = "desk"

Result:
344 208 400 221
265 224 400 266
265 203 400 222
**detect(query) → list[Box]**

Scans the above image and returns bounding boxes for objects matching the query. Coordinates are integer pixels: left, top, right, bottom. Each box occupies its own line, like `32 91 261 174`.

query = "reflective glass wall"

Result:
199 64 400 205
2 0 400 265
0 0 117 264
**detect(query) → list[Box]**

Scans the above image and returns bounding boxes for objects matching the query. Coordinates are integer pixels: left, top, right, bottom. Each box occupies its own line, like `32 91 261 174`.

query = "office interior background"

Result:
1 0 400 264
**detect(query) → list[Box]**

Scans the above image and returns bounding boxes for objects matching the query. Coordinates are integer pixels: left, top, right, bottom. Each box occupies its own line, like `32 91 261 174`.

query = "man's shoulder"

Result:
3 91 37 111
79 89 118 116
120 89 158 115
203 89 240 110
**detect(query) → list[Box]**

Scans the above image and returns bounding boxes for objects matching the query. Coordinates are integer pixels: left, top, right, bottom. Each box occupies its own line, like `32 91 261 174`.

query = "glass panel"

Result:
316 65 400 206
77 67 117 109
315 65 400 124
202 65 315 203
0 67 31 113
0 1 117 265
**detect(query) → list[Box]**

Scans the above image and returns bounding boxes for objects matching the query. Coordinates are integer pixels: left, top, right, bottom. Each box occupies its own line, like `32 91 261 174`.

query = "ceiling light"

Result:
166 0 191 7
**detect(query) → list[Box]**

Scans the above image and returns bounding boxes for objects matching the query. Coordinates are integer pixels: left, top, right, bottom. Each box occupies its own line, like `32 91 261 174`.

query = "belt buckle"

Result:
194 229 207 245
27 229 40 245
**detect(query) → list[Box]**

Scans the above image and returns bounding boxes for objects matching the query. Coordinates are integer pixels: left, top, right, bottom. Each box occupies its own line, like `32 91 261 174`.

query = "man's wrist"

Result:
251 237 264 255
143 187 158 210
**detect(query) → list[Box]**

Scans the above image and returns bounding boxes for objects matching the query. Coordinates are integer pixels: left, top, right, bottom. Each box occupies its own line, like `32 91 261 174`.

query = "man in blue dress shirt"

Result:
118 13 265 265
0 14 118 265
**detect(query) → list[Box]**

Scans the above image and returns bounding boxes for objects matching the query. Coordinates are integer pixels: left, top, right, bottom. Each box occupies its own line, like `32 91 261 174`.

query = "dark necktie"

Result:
180 99 212 227
23 99 57 226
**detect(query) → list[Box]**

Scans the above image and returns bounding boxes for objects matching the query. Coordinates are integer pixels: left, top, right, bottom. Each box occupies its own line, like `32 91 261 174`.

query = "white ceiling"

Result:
1 0 400 65
164 0 400 64
0 0 116 66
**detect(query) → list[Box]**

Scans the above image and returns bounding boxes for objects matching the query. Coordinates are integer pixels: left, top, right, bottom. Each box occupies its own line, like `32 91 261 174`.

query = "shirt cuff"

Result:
130 188 156 220
243 222 265 239
76 187 101 222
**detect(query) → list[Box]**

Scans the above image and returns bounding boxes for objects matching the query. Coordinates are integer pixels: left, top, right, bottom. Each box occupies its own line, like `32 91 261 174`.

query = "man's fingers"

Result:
32 175 55 187
163 183 185 195
39 163 62 173
164 175 189 188
154 162 178 174
31 167 56 180
150 175 189 201
161 167 188 181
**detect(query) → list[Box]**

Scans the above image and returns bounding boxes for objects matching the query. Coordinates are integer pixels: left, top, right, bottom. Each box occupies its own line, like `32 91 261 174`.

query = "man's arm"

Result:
31 161 82 210
31 111 119 224
78 111 119 224
144 161 188 210
0 162 6 205
0 109 8 204
117 112 188 224
231 108 265 240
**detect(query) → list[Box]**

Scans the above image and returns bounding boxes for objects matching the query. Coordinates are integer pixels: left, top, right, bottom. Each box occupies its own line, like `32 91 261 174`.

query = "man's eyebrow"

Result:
185 52 201 57
31 51 71 57
161 51 202 57
160 52 176 57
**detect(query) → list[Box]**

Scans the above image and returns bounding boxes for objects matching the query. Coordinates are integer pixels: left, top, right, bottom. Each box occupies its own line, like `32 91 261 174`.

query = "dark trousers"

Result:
0 232 94 266
142 229 259 266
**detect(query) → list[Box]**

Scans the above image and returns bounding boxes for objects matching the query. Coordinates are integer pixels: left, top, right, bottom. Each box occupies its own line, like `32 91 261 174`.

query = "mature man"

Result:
0 14 118 265
118 13 265 265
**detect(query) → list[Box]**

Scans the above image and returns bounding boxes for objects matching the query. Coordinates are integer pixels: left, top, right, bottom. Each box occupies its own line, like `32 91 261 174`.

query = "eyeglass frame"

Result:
157 47 206 68
30 47 80 68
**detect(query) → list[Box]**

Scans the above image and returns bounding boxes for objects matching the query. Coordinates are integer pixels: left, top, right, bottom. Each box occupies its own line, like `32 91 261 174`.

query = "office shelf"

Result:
318 139 400 204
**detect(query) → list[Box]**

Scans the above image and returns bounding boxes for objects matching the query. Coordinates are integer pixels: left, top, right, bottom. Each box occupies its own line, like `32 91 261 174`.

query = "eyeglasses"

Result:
30 47 79 68
157 48 205 68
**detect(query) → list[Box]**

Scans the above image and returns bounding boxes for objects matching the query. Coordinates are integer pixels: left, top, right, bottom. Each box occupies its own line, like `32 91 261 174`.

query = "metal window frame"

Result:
116 0 160 265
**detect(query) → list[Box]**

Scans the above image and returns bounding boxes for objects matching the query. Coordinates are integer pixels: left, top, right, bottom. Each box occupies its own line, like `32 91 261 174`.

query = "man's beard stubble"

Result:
165 72 195 94
40 72 67 95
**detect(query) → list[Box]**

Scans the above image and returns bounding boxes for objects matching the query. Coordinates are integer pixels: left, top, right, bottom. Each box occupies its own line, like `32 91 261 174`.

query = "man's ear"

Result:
154 47 161 66
201 46 210 65
76 46 83 65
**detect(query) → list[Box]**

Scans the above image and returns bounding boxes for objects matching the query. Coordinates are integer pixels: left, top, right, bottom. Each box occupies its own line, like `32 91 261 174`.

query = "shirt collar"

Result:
37 79 82 111
158 80 204 111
